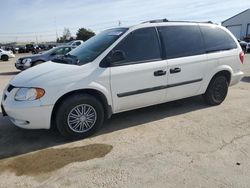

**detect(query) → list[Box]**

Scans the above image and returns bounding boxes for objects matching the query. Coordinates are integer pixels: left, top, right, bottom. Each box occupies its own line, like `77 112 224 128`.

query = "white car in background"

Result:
0 49 15 61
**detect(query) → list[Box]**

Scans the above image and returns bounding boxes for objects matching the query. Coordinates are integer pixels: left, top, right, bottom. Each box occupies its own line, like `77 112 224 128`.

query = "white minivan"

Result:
1 20 244 139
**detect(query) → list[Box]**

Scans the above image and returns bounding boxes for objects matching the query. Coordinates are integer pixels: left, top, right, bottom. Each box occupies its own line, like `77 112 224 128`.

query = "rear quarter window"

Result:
200 26 237 53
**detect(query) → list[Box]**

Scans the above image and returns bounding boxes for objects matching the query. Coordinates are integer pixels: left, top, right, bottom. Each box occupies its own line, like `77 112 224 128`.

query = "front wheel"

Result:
1 55 9 61
56 94 104 140
203 76 229 106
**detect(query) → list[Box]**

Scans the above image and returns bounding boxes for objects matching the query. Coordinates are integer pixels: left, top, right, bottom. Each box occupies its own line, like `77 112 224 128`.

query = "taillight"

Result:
239 51 244 64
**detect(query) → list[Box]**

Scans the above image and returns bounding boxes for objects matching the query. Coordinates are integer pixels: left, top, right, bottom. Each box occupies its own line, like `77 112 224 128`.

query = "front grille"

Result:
7 85 15 92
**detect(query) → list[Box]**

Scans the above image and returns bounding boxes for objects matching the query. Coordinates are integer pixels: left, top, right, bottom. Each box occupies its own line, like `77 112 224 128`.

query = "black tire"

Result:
203 76 229 106
1 55 9 61
33 61 44 66
56 94 104 140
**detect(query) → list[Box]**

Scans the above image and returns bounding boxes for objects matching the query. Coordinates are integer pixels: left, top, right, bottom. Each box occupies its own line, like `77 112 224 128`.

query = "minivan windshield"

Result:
67 28 128 65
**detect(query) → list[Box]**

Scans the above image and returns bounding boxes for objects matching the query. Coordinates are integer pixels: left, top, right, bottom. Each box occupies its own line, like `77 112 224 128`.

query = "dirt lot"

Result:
0 53 250 188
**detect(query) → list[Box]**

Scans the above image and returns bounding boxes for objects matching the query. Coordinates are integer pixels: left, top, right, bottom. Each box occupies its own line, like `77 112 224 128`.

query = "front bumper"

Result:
15 63 26 70
1 86 53 129
8 54 15 58
15 59 31 70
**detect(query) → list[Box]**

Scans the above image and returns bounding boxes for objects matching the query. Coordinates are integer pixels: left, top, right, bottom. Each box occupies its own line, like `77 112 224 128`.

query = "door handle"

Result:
170 68 181 74
154 70 167 77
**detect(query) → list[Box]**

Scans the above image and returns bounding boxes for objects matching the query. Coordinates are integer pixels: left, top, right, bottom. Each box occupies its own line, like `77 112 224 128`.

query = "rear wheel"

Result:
56 94 104 140
203 76 229 105
1 55 9 61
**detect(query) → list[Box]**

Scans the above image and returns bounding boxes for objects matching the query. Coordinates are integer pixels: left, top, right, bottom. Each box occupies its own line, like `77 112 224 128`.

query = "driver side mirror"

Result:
108 50 126 65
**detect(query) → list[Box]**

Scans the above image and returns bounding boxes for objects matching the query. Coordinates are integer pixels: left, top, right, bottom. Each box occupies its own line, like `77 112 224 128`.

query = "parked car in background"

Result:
238 39 247 52
246 43 250 53
2 21 244 139
15 46 73 70
4 46 16 54
25 44 35 53
67 40 84 48
17 46 26 53
0 49 15 61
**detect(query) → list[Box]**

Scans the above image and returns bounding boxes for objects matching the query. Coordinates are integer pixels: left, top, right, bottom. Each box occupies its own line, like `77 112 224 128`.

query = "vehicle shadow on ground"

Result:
0 71 20 76
100 96 208 135
0 116 66 160
241 76 250 83
0 96 209 160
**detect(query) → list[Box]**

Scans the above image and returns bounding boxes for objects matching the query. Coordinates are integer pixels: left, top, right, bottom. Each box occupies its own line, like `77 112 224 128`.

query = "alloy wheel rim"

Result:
67 104 97 133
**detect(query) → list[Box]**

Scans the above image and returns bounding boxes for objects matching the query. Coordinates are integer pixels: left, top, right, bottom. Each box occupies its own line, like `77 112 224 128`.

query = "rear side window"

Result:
158 25 205 59
200 26 237 53
112 27 161 64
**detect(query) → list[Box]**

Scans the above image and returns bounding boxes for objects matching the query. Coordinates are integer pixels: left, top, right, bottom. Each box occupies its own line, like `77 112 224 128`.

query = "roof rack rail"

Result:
142 19 214 24
168 20 214 24
142 19 168 24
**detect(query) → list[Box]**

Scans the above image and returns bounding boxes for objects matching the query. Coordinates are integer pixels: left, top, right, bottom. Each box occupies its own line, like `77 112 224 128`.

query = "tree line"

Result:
56 27 95 43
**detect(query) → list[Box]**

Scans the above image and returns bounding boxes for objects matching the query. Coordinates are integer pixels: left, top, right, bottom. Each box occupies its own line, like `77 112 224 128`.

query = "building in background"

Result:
222 9 250 41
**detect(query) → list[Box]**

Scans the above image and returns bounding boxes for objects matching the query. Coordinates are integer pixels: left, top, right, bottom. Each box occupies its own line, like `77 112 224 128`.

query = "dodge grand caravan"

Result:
1 20 244 139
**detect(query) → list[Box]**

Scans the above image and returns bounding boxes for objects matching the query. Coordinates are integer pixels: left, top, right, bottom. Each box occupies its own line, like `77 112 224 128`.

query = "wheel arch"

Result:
211 70 231 84
50 88 112 129
1 54 9 59
200 67 232 94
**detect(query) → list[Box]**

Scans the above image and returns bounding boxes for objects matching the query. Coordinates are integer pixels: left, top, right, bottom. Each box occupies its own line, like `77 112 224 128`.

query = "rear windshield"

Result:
68 28 128 65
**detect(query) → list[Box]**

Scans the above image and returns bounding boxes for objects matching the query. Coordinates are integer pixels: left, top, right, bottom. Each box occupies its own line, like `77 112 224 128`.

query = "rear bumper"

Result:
230 71 244 86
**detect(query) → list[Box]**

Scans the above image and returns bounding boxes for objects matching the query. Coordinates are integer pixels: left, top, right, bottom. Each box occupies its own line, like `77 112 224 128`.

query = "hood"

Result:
10 61 90 87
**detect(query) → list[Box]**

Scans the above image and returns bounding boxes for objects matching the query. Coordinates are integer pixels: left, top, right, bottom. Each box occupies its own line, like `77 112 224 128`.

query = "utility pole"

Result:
55 17 58 42
118 20 121 27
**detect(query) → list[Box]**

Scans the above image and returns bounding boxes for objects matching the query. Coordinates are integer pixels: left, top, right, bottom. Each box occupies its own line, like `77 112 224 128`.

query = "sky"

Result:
0 0 250 43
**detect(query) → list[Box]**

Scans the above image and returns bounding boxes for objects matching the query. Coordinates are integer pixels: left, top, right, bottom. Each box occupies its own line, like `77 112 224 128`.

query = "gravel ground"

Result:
0 53 250 188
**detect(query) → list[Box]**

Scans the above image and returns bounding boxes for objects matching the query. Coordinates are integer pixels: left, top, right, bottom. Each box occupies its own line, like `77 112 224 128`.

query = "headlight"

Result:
15 88 45 101
22 58 32 66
